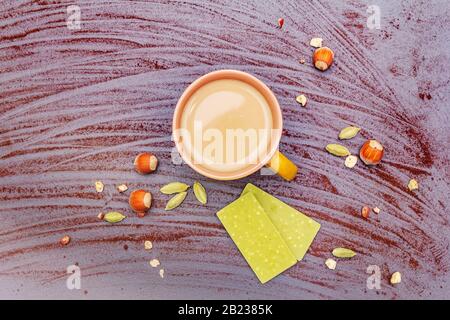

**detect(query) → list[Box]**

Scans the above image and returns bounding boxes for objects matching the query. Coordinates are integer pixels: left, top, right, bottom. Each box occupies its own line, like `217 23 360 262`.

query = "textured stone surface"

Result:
0 0 449 299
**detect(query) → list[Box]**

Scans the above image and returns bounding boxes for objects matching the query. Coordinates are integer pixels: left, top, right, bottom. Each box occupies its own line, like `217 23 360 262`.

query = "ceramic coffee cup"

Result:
172 70 297 181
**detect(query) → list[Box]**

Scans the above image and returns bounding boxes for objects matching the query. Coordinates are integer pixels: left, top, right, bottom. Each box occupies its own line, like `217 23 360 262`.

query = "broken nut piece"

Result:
310 37 323 48
296 94 307 107
344 155 358 168
325 258 337 270
390 271 402 284
117 184 128 193
408 179 419 191
149 259 160 268
129 189 152 213
134 152 158 174
159 269 165 278
60 235 71 246
144 240 153 250
95 181 104 193
373 207 380 214
361 206 370 219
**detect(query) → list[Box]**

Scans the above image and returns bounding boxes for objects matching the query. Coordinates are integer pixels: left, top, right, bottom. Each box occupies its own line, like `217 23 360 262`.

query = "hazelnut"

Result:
361 206 370 219
144 240 153 250
313 47 334 71
149 259 160 268
60 235 71 246
134 152 158 174
360 140 384 165
129 189 152 214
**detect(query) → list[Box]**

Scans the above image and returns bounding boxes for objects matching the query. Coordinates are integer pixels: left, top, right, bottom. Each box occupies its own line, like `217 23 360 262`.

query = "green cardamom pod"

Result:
165 191 187 210
332 247 356 258
104 211 126 223
193 181 207 205
160 182 190 194
338 126 361 140
326 144 351 157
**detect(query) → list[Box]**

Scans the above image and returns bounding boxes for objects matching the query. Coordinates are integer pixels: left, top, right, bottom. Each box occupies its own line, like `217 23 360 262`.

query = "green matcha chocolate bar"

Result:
242 183 320 261
217 192 296 284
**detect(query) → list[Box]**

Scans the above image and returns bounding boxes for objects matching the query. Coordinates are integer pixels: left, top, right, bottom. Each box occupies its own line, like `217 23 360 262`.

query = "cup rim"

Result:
172 69 283 180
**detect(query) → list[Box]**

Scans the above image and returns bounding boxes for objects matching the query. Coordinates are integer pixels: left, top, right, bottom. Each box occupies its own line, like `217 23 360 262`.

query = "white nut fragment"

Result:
144 192 152 209
159 269 165 278
408 179 419 191
144 240 153 250
149 259 160 268
373 207 380 214
117 184 128 193
95 181 104 193
344 155 358 168
390 271 402 284
310 37 323 48
149 155 158 171
325 258 337 270
296 94 307 107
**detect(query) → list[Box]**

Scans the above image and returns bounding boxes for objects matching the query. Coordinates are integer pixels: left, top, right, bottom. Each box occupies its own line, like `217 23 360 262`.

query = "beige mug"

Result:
172 70 297 181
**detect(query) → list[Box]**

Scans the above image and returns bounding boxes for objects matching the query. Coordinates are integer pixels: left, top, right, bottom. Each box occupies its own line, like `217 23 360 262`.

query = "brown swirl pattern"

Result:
0 0 449 299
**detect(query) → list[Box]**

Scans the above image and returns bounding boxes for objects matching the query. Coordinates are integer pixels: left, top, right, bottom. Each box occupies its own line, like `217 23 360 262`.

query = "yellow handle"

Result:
266 150 298 181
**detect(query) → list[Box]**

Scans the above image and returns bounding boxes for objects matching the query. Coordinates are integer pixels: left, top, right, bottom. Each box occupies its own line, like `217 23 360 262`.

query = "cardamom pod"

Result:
326 144 351 157
332 247 356 258
104 211 126 223
165 191 187 210
338 126 360 140
160 182 190 194
193 181 207 205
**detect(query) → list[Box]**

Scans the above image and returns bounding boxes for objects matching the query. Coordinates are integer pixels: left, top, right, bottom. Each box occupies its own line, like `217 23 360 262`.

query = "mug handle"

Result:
266 150 298 181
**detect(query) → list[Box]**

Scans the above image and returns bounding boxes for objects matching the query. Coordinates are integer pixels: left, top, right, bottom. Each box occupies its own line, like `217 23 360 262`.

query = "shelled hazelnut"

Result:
134 153 158 174
313 47 334 71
